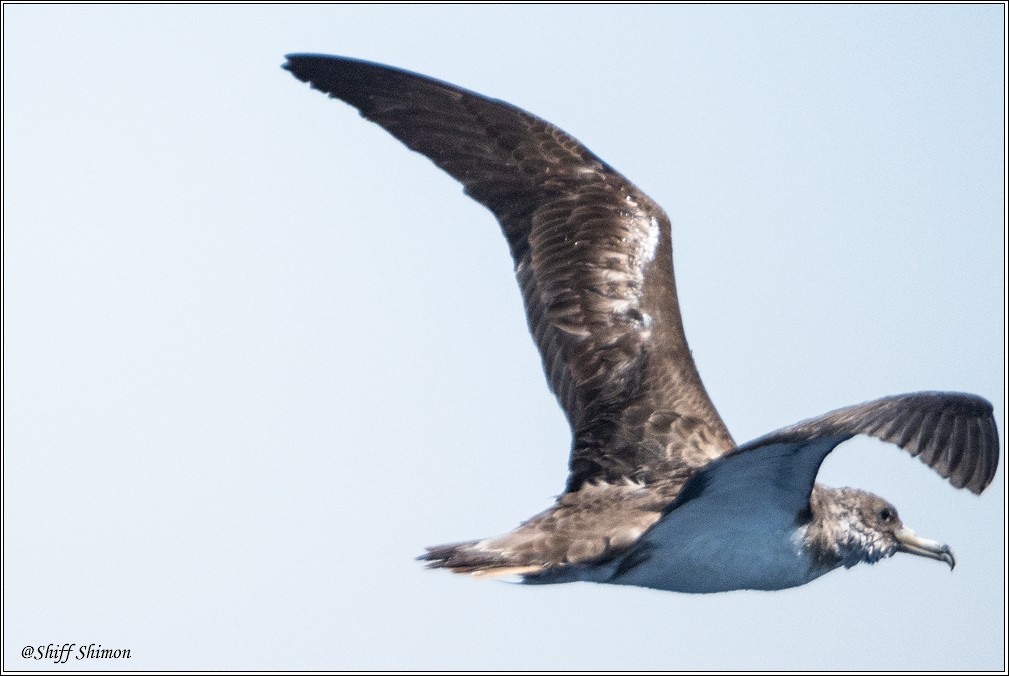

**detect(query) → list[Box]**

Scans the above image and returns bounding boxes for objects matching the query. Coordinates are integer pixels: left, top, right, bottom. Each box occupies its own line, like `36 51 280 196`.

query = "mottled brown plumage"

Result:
283 55 999 590
282 55 735 494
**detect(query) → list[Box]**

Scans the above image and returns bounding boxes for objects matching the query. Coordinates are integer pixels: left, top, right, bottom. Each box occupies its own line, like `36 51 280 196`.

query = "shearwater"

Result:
284 54 998 593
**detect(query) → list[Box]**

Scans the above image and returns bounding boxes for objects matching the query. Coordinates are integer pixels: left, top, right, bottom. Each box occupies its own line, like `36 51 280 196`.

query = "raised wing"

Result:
729 391 999 495
284 54 735 490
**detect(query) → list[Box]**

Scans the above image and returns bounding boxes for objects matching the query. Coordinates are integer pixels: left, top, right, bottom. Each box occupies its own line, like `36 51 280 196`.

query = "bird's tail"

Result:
418 539 545 578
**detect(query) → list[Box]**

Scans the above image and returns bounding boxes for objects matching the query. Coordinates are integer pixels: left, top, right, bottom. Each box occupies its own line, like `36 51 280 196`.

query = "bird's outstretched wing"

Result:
284 54 735 490
694 391 1000 499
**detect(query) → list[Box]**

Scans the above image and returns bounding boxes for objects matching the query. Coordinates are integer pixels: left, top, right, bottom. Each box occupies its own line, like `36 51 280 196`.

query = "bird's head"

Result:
809 486 956 571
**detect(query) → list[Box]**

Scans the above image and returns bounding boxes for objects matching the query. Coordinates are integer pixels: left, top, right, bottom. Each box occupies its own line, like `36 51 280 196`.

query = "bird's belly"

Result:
609 520 821 594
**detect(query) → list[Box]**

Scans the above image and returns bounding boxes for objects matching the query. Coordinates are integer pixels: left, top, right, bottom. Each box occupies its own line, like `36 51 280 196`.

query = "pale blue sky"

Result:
4 4 1004 671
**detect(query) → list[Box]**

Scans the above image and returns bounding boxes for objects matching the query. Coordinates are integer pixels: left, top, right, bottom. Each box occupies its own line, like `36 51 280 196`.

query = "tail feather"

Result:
418 539 545 577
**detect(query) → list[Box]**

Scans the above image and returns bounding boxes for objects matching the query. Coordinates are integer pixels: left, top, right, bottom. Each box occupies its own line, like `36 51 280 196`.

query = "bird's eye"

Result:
878 507 895 522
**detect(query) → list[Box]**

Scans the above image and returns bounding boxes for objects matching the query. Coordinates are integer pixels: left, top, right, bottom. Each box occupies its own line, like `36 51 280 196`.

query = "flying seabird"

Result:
283 54 999 593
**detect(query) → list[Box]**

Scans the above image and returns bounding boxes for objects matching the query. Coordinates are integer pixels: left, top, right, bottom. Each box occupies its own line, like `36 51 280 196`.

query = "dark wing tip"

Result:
283 52 360 74
282 53 332 79
282 53 384 97
282 53 473 104
871 391 999 494
283 53 374 76
283 54 383 100
909 392 998 495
